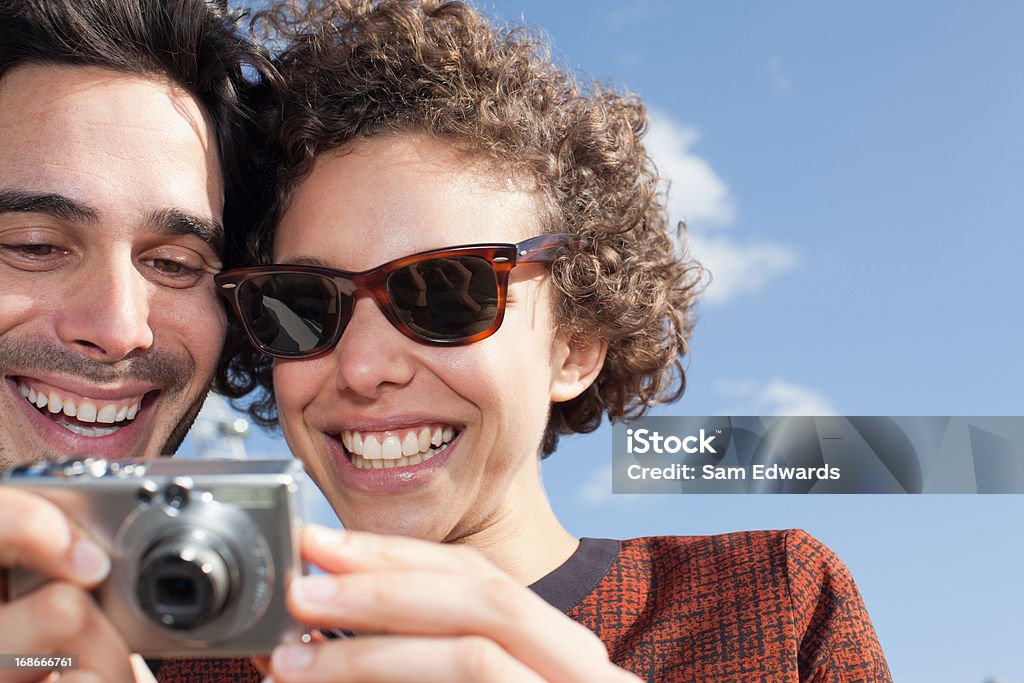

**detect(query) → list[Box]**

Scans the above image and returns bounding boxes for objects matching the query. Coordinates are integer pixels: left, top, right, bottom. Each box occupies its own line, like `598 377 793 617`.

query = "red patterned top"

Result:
154 529 892 682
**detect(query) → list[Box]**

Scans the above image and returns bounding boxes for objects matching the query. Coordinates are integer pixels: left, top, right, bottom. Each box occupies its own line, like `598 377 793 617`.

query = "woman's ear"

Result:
550 334 608 403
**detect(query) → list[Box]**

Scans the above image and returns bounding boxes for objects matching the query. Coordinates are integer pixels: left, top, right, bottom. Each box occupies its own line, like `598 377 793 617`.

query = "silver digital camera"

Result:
2 457 306 658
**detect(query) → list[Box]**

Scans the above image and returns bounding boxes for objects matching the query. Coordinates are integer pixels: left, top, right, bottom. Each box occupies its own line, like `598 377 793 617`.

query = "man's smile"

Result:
14 377 150 438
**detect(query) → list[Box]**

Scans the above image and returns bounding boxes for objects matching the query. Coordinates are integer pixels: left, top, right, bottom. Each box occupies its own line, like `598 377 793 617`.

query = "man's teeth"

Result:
19 381 142 429
343 425 456 470
59 420 121 438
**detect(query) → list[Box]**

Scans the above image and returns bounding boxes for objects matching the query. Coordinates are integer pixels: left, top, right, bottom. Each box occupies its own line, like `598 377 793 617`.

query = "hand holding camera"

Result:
263 527 642 683
1 457 306 680
0 484 139 682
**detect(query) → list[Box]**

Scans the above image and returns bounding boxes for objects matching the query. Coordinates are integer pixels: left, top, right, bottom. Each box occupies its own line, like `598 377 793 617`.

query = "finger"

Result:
288 570 612 682
0 488 109 586
129 654 158 683
269 636 546 683
0 582 134 683
300 526 497 577
45 674 101 683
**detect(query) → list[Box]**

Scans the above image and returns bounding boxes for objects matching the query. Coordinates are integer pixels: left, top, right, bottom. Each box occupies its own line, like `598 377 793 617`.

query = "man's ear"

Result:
550 334 608 403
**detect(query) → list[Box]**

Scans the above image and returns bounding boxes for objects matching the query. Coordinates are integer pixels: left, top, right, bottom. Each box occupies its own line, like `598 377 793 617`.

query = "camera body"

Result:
2 457 306 658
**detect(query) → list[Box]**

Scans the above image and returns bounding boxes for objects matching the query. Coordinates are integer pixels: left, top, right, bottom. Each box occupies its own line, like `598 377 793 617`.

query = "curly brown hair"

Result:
216 0 703 456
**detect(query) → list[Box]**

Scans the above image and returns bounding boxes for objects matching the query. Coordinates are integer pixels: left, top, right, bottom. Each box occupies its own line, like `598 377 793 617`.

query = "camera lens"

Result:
156 575 197 605
163 483 190 509
136 535 234 631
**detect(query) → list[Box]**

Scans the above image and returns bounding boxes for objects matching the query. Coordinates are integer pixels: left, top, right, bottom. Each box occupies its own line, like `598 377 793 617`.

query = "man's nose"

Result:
54 257 154 362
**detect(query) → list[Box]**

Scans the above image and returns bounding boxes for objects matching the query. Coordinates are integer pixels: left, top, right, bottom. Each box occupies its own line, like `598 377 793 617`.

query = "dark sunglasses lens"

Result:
236 273 340 355
388 256 500 340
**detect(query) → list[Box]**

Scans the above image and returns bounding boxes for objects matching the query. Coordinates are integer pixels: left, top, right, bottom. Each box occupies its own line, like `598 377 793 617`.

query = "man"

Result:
0 1 265 678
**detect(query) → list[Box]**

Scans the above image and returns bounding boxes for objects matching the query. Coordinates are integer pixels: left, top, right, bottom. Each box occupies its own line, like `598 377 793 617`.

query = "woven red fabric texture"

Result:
155 529 891 682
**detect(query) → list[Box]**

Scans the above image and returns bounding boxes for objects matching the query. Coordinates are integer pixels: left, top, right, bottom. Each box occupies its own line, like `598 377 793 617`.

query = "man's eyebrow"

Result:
0 190 225 256
0 189 99 223
148 208 225 256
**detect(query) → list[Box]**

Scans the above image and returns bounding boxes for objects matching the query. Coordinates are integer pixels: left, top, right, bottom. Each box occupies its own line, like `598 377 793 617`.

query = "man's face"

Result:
0 64 227 468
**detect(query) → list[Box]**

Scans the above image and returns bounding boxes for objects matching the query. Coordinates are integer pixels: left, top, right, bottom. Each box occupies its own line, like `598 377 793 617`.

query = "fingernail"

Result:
71 538 110 583
294 575 337 605
261 677 276 683
273 644 314 673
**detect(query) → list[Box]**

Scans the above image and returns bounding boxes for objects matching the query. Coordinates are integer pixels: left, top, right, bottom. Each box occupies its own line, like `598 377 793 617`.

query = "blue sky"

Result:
184 2 1024 681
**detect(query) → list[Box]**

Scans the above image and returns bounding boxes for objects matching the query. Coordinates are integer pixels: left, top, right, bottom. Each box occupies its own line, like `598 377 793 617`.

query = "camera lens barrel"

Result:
136 535 234 631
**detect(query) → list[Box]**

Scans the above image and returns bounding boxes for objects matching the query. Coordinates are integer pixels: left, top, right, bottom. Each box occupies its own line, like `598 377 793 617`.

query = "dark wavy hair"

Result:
0 0 272 262
216 0 703 455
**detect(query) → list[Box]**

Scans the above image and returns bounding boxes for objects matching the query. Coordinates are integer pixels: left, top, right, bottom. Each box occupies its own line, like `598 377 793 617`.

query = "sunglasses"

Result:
215 233 584 359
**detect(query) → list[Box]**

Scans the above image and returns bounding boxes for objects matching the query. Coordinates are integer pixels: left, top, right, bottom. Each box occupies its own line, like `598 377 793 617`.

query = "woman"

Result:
162 1 892 680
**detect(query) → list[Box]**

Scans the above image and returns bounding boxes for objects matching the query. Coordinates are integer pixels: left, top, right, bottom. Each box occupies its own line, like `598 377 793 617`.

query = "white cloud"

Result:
691 234 799 305
714 378 838 416
646 111 735 229
643 110 799 305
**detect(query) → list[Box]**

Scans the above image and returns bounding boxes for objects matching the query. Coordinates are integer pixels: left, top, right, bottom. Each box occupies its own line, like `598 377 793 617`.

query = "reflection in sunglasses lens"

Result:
389 256 499 340
240 274 338 353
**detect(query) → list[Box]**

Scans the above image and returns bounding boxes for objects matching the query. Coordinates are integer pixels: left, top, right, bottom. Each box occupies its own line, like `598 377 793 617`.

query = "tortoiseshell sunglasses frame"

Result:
215 233 586 358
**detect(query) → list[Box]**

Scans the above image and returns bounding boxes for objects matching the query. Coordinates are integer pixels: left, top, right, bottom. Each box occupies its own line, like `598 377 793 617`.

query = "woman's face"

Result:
272 134 587 541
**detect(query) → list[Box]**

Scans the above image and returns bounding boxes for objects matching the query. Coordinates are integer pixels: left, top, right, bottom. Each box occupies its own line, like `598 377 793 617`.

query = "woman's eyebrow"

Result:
280 255 330 267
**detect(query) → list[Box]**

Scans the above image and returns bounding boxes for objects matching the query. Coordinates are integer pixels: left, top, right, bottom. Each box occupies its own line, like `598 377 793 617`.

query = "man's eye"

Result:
22 244 57 256
151 259 191 274
3 243 62 257
0 242 70 265
0 240 74 272
141 253 213 288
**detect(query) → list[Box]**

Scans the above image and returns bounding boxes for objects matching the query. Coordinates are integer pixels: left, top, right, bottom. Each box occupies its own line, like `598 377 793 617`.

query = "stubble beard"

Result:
0 335 201 469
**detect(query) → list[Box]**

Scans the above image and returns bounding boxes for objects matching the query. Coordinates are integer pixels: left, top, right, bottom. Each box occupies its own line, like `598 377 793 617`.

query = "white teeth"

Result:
349 441 452 470
76 401 98 423
341 424 458 468
96 404 119 424
59 420 119 438
18 381 143 426
381 435 403 460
